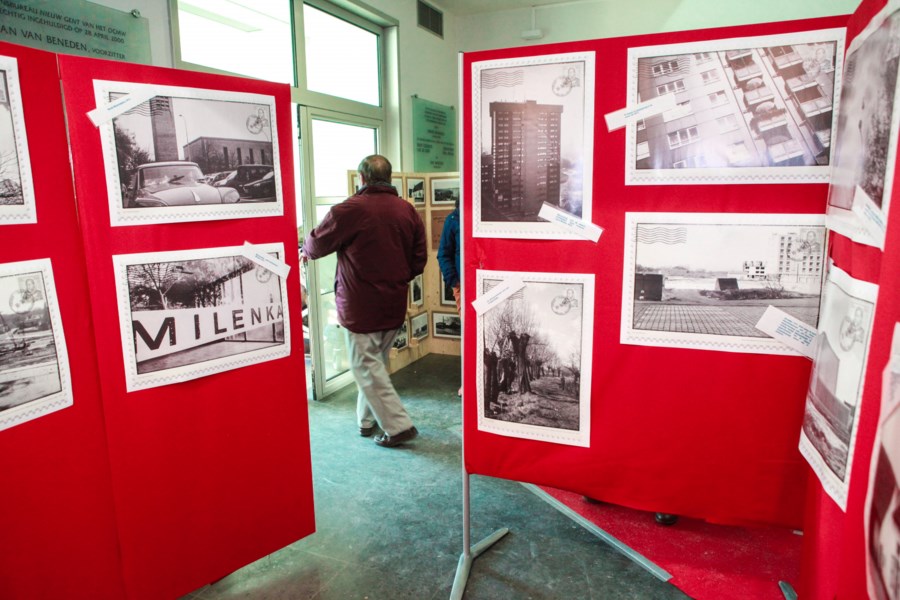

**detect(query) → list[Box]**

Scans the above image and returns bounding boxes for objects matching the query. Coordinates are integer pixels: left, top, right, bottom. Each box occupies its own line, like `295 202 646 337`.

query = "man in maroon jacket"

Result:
302 155 427 447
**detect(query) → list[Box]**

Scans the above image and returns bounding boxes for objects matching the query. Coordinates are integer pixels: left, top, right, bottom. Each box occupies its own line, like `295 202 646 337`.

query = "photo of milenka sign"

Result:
477 270 594 447
95 81 282 226
621 212 827 355
472 51 595 239
0 54 35 224
113 244 290 391
626 28 844 185
0 259 71 432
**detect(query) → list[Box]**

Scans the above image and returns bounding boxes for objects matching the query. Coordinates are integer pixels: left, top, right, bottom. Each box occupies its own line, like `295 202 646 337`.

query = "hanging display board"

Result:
0 0 151 64
0 41 124 599
412 95 457 172
461 14 850 527
58 55 314 600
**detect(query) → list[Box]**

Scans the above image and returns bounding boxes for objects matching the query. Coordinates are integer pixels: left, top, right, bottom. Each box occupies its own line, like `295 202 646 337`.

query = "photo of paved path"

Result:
634 290 819 337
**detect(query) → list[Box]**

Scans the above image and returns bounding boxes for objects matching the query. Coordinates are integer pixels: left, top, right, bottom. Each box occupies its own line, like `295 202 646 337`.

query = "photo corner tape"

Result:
755 305 817 358
537 203 603 242
471 277 526 315
87 89 158 127
604 93 677 132
241 242 291 278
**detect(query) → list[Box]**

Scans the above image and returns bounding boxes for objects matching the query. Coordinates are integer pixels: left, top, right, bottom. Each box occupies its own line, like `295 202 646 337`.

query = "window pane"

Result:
177 0 293 84
311 119 376 197
303 4 380 106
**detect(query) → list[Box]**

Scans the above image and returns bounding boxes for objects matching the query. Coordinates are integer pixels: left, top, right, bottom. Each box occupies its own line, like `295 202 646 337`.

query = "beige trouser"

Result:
345 328 414 436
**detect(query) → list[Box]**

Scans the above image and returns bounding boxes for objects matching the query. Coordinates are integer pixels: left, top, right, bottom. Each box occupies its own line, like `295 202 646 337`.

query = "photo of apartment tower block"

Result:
627 30 845 184
472 52 595 239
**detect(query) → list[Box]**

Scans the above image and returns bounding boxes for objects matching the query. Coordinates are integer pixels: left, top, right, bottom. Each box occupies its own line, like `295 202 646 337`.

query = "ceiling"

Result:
435 0 599 16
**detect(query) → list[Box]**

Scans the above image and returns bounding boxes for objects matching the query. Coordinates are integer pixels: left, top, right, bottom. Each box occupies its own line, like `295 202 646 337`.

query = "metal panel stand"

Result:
449 469 509 600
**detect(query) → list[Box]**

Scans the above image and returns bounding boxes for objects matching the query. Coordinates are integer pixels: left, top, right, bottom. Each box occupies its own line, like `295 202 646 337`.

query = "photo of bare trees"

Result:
477 270 593 447
0 55 34 224
113 244 290 391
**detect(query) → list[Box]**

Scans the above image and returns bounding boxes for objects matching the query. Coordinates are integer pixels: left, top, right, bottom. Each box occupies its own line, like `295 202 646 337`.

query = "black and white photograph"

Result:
409 273 424 307
112 243 291 391
799 264 877 510
407 176 425 205
477 270 594 447
0 259 72 432
0 55 35 224
621 213 826 355
472 51 596 239
410 311 429 341
430 176 460 206
626 29 845 185
440 276 455 306
865 330 900 600
392 319 409 351
433 312 461 339
827 1 900 248
95 80 283 226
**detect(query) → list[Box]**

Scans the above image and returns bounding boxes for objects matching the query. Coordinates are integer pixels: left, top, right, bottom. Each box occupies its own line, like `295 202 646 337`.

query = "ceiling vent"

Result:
417 1 443 38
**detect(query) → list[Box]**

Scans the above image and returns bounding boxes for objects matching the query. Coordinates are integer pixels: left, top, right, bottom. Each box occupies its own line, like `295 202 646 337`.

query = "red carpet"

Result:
540 486 802 600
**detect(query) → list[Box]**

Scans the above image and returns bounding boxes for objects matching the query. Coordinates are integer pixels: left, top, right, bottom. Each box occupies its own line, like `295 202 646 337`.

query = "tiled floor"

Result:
182 354 688 599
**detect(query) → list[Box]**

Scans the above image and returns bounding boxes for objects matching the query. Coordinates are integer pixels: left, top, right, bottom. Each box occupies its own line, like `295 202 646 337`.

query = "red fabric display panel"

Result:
58 56 314 599
0 42 125 598
462 15 849 528
798 1 900 597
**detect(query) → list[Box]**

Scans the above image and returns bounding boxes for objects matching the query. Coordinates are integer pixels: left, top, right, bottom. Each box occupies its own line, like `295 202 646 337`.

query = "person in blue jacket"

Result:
437 199 460 312
437 199 461 396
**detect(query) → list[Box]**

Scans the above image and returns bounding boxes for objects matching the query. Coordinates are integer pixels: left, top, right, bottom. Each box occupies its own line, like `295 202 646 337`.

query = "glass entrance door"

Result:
298 107 379 399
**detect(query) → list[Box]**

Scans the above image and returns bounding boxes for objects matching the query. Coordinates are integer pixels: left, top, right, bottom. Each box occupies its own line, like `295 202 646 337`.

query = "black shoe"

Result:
654 513 678 526
374 426 418 448
359 424 378 437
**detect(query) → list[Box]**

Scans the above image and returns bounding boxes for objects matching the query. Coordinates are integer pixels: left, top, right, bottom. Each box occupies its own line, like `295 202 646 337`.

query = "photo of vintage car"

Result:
125 161 241 208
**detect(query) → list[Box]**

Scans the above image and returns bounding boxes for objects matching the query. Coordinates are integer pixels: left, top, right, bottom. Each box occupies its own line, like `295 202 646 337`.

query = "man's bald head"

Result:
358 155 392 186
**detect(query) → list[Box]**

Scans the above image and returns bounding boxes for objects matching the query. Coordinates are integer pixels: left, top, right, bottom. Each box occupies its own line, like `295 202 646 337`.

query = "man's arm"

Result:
303 208 343 260
409 209 428 277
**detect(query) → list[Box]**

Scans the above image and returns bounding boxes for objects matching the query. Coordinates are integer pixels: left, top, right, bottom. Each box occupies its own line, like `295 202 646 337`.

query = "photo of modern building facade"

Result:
634 40 837 171
483 100 563 219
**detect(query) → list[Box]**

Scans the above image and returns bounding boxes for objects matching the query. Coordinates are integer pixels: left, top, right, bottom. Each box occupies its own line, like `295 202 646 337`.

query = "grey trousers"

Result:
345 328 414 436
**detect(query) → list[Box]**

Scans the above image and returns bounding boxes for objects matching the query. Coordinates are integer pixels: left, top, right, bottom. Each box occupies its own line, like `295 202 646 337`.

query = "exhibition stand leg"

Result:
449 468 509 600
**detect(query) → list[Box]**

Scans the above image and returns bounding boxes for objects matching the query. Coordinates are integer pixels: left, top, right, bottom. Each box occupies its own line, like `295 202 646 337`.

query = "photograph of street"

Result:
96 81 282 225
113 244 290 391
392 320 409 351
799 264 877 509
410 312 429 341
478 270 593 447
0 260 71 432
433 312 461 339
430 177 460 206
473 52 595 239
627 29 844 184
622 213 826 354
0 55 33 223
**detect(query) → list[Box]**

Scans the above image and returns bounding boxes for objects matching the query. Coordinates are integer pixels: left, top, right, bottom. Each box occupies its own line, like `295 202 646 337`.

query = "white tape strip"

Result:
241 242 291 279
604 93 677 132
850 185 887 249
87 88 157 126
538 203 603 242
754 305 817 358
471 277 525 315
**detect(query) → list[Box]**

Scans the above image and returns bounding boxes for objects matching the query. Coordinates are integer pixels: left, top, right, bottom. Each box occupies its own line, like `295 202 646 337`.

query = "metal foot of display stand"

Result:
449 470 509 600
